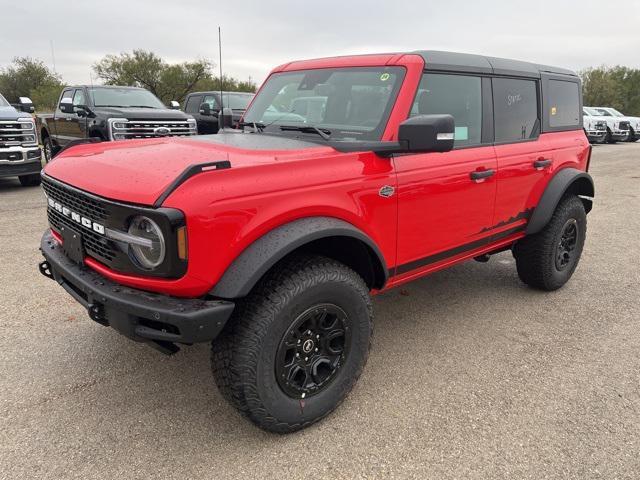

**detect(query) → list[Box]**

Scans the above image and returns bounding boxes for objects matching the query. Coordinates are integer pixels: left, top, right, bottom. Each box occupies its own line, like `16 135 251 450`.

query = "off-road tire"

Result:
605 128 614 144
513 195 586 291
211 254 373 433
19 174 41 187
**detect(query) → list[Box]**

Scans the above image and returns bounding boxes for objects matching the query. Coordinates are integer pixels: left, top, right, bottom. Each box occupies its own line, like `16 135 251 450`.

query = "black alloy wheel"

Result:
275 304 350 398
555 219 579 271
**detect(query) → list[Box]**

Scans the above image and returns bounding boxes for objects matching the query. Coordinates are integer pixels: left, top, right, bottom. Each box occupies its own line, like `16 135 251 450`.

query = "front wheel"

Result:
513 195 586 291
211 254 373 433
43 137 55 163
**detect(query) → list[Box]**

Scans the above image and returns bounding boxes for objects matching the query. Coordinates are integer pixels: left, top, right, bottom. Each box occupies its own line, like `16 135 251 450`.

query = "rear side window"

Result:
184 95 201 113
410 73 482 147
548 80 580 128
493 78 539 143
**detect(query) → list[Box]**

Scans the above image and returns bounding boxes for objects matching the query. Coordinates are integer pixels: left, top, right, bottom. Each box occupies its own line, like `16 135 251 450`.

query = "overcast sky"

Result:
2 0 639 86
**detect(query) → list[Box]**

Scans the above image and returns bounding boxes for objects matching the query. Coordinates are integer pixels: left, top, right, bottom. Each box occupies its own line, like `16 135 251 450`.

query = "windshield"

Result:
607 108 624 117
594 108 613 117
584 107 603 116
88 87 166 108
243 67 405 141
0 94 9 107
221 93 253 110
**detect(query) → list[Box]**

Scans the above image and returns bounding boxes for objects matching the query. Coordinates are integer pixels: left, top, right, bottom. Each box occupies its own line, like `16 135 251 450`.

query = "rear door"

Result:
394 72 498 277
491 77 552 233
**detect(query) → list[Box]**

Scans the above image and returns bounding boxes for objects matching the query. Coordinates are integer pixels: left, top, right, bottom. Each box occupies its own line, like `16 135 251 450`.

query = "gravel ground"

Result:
1 143 639 480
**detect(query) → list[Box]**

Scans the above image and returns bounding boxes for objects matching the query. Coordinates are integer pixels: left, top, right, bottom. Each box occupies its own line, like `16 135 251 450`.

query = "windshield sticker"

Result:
380 73 390 82
551 106 557 115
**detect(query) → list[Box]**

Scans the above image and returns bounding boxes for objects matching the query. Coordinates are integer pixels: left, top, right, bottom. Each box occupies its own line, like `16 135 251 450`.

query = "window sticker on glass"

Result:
551 106 557 115
455 126 469 141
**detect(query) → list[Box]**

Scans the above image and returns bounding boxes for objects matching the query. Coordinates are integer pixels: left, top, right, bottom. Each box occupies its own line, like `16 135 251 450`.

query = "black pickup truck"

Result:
38 85 197 161
0 94 42 187
183 91 254 134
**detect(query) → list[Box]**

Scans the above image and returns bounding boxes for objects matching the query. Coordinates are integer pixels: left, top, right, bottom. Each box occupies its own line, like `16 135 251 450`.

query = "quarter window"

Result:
493 78 539 143
548 80 580 128
410 73 482 147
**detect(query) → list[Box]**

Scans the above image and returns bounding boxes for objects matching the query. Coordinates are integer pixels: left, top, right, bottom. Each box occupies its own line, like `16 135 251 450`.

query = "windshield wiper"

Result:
279 125 331 140
128 105 157 109
238 121 266 133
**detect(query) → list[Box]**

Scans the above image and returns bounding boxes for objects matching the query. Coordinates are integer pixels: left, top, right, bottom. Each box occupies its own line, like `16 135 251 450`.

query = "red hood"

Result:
44 134 333 205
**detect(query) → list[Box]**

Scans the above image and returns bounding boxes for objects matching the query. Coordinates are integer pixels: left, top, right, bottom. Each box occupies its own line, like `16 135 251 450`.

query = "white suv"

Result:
591 107 640 142
584 107 630 143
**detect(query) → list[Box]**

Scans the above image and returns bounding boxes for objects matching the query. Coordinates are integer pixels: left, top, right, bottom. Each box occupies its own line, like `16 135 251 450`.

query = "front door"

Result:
394 72 497 277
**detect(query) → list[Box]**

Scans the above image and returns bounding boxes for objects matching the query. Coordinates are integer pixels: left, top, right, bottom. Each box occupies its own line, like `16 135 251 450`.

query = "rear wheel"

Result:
19 174 41 187
513 195 586 291
211 254 373 433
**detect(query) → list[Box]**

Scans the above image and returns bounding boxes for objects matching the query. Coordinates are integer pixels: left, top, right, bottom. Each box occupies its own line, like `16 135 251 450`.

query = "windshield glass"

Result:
584 107 603 116
608 108 624 117
594 108 612 117
243 67 405 141
221 93 253 110
0 94 9 107
88 87 166 108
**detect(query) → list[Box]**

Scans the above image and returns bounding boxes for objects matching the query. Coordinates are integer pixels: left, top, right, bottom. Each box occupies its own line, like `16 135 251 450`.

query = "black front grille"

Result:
595 121 606 130
42 177 117 265
619 121 630 130
47 208 116 262
42 178 108 222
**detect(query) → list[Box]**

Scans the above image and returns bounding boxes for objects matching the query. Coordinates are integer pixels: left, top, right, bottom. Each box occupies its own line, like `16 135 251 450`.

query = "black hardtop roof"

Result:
413 50 577 78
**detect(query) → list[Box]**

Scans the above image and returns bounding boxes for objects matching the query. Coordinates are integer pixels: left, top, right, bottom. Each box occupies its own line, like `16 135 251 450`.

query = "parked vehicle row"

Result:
0 94 42 187
38 50 594 433
583 106 640 144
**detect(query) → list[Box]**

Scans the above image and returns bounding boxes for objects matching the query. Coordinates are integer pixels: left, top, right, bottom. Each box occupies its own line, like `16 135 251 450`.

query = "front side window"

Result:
493 78 539 143
202 95 221 110
88 88 166 109
243 67 405 141
72 89 86 107
547 80 580 128
410 73 482 147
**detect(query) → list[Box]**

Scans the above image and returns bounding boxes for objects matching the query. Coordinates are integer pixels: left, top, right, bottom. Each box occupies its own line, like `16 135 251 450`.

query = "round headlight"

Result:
128 216 165 269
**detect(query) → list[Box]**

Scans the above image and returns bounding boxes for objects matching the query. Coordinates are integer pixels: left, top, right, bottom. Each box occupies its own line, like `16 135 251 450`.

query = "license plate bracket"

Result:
60 225 85 264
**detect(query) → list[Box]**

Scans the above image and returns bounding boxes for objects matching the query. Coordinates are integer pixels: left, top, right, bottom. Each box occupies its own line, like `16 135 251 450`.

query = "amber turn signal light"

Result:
177 226 188 260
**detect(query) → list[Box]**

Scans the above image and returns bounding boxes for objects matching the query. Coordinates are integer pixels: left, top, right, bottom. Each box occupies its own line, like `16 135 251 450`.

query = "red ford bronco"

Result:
38 51 594 433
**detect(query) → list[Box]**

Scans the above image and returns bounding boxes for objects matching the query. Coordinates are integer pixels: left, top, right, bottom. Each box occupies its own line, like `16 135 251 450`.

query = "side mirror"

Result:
220 107 233 129
18 97 35 113
199 103 212 116
170 100 180 110
398 114 455 153
59 98 74 114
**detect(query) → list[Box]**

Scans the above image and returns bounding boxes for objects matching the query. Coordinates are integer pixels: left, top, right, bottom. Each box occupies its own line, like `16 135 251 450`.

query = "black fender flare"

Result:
210 217 389 298
526 168 594 235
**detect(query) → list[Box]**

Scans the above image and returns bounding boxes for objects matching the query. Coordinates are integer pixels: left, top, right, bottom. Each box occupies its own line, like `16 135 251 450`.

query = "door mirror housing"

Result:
170 100 180 110
18 97 35 113
59 98 74 114
398 114 455 153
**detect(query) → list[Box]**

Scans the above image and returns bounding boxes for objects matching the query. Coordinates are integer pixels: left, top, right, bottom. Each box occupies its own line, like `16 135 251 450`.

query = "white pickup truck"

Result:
583 106 630 143
590 107 640 142
582 110 608 143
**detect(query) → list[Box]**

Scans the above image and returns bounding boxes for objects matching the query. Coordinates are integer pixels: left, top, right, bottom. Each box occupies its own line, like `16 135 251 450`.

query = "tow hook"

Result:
38 261 54 280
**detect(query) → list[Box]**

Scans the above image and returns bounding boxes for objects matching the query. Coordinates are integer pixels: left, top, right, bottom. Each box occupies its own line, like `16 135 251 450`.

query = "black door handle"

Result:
534 159 552 169
470 169 495 181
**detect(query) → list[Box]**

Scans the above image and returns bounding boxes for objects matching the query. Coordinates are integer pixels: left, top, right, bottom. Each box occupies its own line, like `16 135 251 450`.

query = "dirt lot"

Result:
1 143 639 480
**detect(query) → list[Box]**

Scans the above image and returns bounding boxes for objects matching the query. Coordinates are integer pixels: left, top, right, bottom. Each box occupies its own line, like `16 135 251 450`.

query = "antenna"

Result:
50 40 57 74
218 26 224 112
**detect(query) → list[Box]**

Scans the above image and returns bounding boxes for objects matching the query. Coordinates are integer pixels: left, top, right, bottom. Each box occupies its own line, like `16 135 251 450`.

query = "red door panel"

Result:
394 145 497 273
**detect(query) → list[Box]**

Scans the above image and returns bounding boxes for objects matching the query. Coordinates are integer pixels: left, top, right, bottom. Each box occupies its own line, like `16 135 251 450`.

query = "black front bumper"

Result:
0 160 41 179
39 230 234 353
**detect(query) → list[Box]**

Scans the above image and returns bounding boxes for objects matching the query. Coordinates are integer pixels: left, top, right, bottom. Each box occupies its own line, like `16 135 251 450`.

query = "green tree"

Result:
93 50 256 105
581 66 640 116
0 57 62 109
